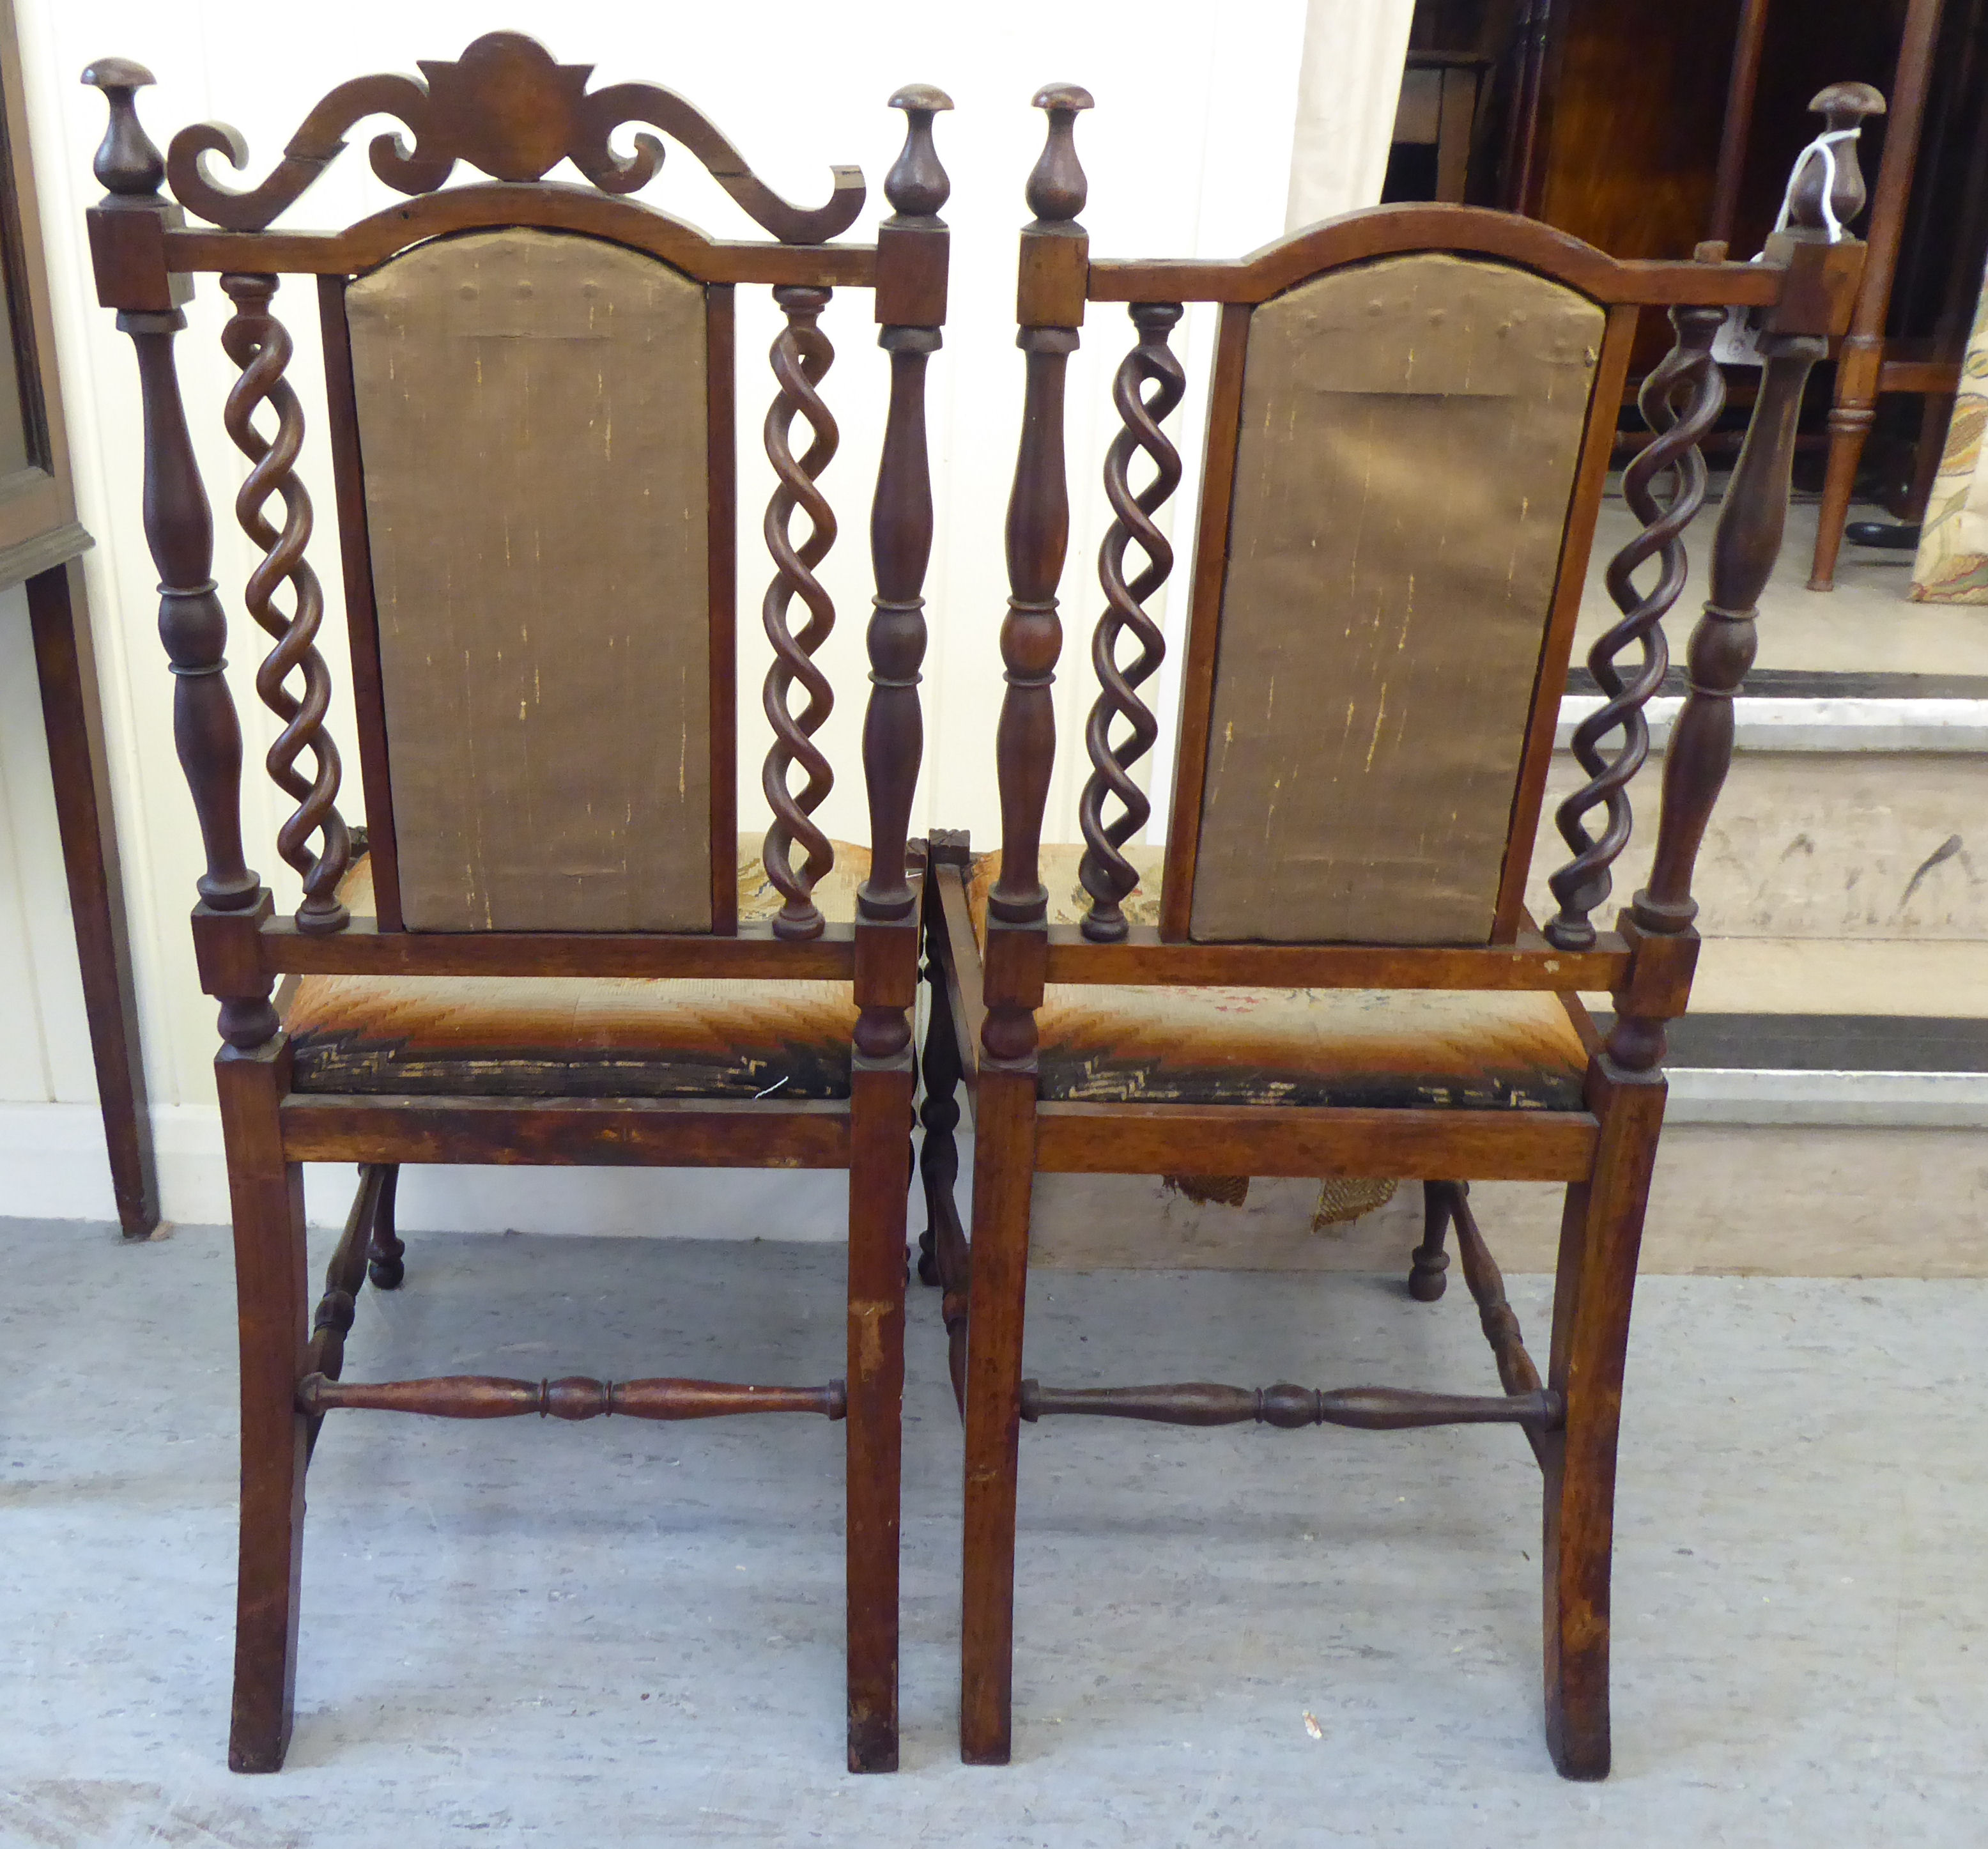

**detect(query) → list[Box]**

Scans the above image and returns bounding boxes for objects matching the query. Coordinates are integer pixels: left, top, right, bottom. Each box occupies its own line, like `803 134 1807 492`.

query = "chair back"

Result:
85 34 950 955
985 82 1879 971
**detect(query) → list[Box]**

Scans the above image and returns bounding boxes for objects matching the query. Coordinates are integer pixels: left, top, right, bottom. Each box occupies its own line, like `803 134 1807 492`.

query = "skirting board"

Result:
0 1102 849 1239
7 1095 1980 1274
1025 1124 1988 1277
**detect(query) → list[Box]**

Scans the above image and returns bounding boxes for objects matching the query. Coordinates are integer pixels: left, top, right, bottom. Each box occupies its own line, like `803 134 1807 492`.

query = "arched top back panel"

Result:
344 227 713 932
1187 252 1605 945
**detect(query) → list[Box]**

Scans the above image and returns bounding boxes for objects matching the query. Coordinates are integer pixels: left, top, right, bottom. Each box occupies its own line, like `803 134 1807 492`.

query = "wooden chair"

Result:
920 83 1867 1777
82 33 949 1774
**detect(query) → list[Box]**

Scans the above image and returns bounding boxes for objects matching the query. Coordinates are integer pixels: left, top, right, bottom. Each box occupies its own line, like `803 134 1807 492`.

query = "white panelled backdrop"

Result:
0 0 1412 1230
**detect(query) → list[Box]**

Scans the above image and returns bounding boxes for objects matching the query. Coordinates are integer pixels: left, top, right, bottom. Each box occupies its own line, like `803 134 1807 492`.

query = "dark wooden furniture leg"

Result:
959 1067 1036 1766
1706 0 1774 247
915 922 960 1290
1541 1062 1662 1779
367 1162 404 1287
1409 1179 1455 1301
1544 319 1823 1777
916 851 971 1418
219 1036 309 1773
959 85 1091 1767
845 1060 912 1772
1808 0 1944 590
26 557 159 1238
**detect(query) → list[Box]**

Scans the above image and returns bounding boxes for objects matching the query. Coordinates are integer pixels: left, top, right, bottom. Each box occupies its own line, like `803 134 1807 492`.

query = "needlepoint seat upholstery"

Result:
285 844 870 1098
961 846 1587 1111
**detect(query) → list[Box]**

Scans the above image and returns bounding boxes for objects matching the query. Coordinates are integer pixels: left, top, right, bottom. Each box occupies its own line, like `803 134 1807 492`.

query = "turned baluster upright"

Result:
854 84 952 1059
979 84 1092 1074
1600 94 1851 1078
85 61 285 1053
86 63 254 922
841 85 952 1778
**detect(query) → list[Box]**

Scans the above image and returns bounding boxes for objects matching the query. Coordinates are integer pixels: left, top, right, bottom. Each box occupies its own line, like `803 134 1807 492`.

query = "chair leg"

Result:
217 1042 311 1774
918 940 971 1417
960 1070 1036 1765
916 944 963 1291
1806 404 1871 591
366 1163 404 1288
1541 1069 1664 1780
846 1060 912 1773
1409 1179 1456 1301
1808 334 1883 592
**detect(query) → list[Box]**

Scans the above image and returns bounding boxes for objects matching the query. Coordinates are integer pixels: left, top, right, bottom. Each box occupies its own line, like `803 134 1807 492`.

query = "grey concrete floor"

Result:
2 1216 1982 1846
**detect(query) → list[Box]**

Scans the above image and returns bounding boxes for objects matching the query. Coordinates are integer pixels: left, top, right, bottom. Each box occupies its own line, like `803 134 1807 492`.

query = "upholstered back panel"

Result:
346 228 711 932
1189 252 1603 944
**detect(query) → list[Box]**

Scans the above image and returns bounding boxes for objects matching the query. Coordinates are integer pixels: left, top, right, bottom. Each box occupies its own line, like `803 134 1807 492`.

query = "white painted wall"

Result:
0 0 1407 1229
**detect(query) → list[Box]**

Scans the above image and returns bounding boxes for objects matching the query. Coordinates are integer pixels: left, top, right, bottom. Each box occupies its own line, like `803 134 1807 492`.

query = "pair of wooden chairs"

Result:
82 37 1867 1779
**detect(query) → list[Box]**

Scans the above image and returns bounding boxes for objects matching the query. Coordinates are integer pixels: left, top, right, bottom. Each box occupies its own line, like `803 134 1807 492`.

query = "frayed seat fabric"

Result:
284 842 868 1099
967 846 1588 1111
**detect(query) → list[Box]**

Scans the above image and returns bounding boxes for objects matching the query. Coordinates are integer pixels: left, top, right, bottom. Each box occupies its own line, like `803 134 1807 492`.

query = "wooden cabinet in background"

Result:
1 0 157 1235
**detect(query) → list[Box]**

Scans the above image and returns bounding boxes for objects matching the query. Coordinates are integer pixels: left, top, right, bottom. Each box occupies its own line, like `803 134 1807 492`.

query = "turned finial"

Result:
82 57 165 198
885 84 953 220
1026 82 1093 224
1789 81 1884 237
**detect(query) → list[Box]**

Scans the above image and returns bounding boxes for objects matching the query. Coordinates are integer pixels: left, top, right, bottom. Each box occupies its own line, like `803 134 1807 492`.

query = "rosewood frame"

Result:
926 85 1866 1780
83 36 950 1777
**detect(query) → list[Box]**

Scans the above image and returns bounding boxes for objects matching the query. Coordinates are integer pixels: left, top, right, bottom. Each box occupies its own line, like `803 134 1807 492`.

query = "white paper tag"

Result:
1711 305 1764 367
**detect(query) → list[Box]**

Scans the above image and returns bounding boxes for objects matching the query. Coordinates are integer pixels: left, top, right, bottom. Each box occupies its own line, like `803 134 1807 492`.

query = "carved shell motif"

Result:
166 30 863 243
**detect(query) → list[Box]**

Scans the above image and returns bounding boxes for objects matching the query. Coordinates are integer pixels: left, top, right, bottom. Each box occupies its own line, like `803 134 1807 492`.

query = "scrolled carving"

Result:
1078 302 1185 941
165 31 864 242
219 274 350 932
761 284 840 940
1545 305 1725 950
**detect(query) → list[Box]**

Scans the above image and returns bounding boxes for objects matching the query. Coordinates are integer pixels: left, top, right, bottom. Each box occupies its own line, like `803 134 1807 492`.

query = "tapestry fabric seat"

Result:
283 844 868 1099
966 847 1589 1111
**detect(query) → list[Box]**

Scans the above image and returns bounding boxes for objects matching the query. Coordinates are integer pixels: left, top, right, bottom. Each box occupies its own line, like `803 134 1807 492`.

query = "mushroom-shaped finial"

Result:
82 57 165 199
1789 81 1885 237
885 84 953 220
1026 82 1093 224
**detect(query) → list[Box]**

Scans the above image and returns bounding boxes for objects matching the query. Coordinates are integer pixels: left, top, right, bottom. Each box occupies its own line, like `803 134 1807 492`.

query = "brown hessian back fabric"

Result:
346 227 713 932
1190 251 1604 944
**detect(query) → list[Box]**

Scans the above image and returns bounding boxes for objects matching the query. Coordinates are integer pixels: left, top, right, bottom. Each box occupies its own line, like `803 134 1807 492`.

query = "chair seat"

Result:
284 843 869 1099
967 846 1589 1111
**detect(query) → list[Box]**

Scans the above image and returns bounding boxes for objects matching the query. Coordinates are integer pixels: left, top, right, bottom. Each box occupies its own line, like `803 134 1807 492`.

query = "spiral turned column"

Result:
1077 302 1185 941
220 273 350 932
761 284 839 941
1545 306 1725 951
1635 332 1825 940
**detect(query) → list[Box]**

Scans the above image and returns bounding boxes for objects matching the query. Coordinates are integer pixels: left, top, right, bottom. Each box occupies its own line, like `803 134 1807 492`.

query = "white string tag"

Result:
1712 127 1860 366
1771 128 1860 245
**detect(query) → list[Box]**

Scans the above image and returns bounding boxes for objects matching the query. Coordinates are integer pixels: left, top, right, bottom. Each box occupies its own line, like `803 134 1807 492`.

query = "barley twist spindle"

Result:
761 283 839 940
1078 302 1185 942
220 272 350 932
1545 306 1725 950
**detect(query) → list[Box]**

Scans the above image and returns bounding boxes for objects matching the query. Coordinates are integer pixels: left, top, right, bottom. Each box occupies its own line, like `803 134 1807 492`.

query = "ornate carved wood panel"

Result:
344 228 711 932
162 30 863 244
1188 252 1604 945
